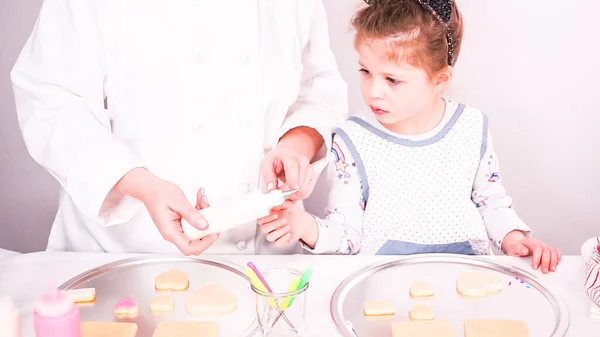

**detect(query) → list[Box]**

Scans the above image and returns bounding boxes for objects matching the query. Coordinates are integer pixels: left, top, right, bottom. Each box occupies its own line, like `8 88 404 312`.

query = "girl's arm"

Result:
302 133 365 254
472 130 532 251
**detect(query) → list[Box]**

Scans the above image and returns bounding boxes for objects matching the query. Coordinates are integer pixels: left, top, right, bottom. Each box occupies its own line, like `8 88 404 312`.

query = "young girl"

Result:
259 0 561 273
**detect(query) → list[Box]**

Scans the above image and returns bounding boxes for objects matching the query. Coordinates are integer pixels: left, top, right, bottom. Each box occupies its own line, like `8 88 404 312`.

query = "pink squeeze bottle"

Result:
33 281 81 337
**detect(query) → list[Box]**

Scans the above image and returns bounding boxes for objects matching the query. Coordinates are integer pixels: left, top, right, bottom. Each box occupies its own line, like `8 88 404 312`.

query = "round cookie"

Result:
409 304 435 320
409 281 434 298
155 270 189 291
149 295 175 314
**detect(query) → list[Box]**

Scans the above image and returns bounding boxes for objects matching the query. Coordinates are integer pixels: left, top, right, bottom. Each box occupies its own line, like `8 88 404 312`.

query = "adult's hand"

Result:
115 168 218 255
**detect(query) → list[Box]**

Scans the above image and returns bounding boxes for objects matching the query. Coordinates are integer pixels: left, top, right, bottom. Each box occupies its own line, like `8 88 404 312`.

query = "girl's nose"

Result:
368 79 385 100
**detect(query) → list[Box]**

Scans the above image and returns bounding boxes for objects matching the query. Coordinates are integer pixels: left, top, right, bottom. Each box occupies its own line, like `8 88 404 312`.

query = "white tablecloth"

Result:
0 253 597 336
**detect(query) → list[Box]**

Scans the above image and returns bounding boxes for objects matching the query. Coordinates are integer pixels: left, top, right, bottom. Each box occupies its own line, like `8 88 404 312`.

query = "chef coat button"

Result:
239 119 251 128
192 123 204 131
238 53 249 63
195 54 204 63
240 183 251 194
236 241 247 251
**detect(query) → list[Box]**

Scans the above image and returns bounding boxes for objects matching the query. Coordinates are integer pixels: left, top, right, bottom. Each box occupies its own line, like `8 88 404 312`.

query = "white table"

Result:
0 252 598 336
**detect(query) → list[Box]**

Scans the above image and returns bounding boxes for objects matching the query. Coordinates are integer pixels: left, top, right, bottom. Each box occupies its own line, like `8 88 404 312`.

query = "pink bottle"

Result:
33 281 81 337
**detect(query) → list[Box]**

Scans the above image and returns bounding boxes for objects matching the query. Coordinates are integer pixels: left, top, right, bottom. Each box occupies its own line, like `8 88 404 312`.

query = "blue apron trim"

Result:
375 240 475 255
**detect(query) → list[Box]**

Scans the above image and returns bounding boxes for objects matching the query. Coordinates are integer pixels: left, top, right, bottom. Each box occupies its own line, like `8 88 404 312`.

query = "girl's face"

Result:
357 39 450 133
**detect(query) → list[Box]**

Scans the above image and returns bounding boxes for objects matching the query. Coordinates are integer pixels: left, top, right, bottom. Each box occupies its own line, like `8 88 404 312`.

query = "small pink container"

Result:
33 282 81 337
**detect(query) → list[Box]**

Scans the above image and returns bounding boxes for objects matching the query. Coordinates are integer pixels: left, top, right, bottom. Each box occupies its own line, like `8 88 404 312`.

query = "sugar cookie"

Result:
67 288 96 303
149 295 175 314
185 284 237 315
365 315 395 321
392 320 455 337
408 304 434 320
464 319 529 337
457 270 503 298
81 322 138 337
409 281 434 297
114 297 139 319
155 269 190 291
363 300 394 316
152 321 218 337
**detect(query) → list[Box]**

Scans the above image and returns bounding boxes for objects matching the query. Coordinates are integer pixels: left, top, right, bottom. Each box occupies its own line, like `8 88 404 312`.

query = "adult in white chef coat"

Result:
11 0 347 255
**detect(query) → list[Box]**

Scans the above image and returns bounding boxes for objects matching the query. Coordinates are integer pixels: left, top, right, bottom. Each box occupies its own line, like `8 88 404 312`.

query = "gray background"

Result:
1 0 598 253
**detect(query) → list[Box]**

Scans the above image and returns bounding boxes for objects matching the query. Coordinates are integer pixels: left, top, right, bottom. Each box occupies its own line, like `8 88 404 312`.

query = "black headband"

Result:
364 0 455 65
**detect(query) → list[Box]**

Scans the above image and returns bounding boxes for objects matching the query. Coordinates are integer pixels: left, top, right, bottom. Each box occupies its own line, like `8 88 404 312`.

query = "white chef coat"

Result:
11 0 347 254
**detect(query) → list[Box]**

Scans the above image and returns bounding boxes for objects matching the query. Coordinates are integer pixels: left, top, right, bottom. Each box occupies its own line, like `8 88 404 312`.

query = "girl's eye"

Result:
359 68 370 75
387 77 401 85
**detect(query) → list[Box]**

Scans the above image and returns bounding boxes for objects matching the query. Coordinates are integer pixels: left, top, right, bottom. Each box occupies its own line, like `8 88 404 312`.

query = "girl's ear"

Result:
433 65 453 92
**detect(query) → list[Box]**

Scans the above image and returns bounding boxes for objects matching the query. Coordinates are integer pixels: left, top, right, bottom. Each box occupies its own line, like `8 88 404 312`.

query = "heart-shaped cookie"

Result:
114 297 139 318
456 270 504 298
155 270 189 291
185 284 237 315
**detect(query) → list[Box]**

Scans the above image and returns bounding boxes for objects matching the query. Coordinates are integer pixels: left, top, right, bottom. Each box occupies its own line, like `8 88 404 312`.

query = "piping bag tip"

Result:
281 189 299 200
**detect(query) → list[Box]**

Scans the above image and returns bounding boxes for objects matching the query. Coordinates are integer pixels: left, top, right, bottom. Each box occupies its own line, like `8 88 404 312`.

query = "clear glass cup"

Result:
251 268 309 337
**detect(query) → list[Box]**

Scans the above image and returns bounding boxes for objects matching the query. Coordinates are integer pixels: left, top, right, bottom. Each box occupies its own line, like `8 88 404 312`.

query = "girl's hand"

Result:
261 126 323 202
260 145 318 201
257 201 319 248
502 230 562 274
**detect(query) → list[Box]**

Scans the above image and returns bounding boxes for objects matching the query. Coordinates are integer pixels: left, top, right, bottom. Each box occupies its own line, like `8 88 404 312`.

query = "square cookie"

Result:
153 321 219 337
81 322 138 337
391 320 455 337
464 319 528 337
363 300 395 316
